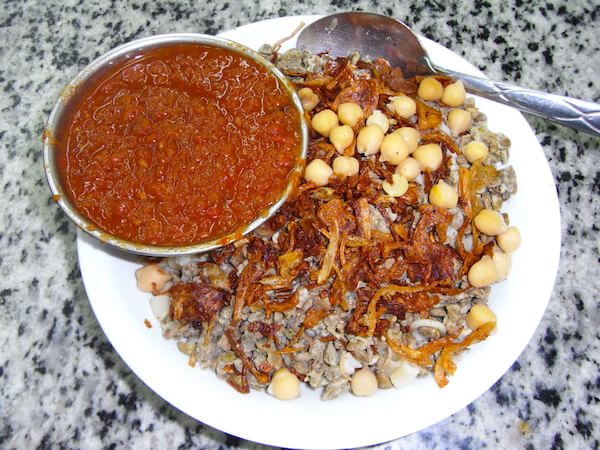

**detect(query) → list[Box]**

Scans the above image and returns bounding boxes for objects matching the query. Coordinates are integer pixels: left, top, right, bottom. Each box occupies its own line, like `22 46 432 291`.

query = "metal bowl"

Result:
43 33 308 256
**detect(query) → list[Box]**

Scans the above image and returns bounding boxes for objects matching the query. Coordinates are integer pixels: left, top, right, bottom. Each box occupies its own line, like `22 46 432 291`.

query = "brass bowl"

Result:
43 33 308 256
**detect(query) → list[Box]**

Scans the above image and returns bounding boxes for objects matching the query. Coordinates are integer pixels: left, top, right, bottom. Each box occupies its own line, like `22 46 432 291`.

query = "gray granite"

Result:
0 0 599 449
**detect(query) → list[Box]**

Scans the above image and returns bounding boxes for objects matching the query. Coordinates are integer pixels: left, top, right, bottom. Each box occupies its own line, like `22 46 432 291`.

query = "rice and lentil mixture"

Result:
135 46 520 400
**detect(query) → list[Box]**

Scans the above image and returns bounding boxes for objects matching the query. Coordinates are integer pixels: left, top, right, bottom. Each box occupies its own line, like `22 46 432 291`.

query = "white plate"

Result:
77 15 561 450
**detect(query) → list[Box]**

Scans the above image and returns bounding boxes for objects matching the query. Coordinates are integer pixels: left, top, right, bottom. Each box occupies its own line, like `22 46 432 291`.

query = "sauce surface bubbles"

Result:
57 43 302 246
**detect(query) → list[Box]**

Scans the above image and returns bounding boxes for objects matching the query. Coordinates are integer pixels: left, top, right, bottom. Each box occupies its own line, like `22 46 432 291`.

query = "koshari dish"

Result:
56 43 302 246
136 47 521 400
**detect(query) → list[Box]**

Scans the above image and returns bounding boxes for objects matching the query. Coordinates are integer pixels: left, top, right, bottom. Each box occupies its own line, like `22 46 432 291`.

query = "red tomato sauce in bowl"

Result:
55 42 303 247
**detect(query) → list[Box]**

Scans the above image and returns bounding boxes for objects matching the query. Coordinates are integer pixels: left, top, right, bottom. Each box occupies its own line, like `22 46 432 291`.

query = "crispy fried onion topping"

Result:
387 321 494 387
433 321 495 387
169 282 227 325
225 328 270 389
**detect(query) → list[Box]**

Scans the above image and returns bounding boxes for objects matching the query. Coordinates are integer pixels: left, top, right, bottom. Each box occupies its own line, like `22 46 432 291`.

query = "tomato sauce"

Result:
56 43 302 246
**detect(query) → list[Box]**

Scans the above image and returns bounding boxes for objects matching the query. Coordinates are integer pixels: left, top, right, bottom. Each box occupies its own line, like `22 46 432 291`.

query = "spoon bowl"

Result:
297 12 433 78
297 12 600 136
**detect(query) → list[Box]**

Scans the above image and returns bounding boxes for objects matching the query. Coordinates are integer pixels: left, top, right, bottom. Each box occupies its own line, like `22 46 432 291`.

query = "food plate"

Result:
77 15 561 449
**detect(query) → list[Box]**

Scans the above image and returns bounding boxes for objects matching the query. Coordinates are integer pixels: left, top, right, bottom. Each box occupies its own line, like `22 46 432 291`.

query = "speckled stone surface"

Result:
1 1 599 449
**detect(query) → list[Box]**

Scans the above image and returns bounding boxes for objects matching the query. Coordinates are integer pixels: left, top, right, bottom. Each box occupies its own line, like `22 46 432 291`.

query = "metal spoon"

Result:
297 12 600 136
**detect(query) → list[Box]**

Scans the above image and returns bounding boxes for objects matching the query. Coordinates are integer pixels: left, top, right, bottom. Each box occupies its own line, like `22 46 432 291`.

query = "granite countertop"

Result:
1 0 598 448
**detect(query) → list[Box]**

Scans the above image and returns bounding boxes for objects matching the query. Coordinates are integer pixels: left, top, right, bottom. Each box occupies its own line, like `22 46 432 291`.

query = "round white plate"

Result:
77 15 561 450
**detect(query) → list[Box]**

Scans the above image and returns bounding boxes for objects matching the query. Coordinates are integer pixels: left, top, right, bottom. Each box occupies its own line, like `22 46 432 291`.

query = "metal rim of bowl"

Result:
43 33 308 257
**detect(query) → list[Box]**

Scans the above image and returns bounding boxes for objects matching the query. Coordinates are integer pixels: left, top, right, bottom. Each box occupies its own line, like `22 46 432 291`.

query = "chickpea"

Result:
413 143 443 171
297 87 319 111
466 304 497 330
417 77 443 101
337 102 364 127
312 109 338 137
441 80 466 107
392 127 420 153
462 140 489 163
350 367 378 396
356 125 384 155
468 255 497 288
382 174 409 197
447 109 472 135
429 180 458 208
136 264 170 292
474 209 507 236
379 133 410 165
149 294 171 321
366 110 390 133
497 226 521 253
332 156 360 177
329 124 354 153
389 362 420 389
304 159 333 186
492 247 511 281
391 95 417 118
395 157 422 180
267 368 300 400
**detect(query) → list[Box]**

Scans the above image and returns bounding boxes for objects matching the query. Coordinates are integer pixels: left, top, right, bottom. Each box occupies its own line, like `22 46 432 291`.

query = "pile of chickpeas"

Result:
300 77 482 201
299 79 519 242
467 211 521 288
463 208 521 333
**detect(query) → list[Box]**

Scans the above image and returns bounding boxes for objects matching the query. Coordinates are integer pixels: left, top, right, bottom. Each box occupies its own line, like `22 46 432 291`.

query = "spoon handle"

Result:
432 63 600 136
